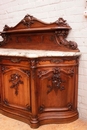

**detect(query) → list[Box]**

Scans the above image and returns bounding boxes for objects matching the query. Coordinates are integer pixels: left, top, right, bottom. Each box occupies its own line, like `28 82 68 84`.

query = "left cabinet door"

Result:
1 65 31 112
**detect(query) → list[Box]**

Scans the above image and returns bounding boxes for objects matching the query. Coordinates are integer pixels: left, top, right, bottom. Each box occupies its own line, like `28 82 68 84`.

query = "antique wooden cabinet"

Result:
0 15 81 128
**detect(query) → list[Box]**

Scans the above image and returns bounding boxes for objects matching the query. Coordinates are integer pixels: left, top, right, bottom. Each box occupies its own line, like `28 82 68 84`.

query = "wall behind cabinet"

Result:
0 0 87 121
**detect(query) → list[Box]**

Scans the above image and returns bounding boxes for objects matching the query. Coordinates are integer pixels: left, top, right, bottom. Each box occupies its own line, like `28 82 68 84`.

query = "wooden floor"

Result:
0 114 87 130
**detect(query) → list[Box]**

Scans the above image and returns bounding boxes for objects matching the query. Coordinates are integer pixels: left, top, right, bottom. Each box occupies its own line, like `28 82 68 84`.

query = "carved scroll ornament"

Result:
55 32 78 50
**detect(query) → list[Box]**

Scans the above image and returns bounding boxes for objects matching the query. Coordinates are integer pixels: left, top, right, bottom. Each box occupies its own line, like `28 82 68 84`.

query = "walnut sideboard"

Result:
0 15 81 128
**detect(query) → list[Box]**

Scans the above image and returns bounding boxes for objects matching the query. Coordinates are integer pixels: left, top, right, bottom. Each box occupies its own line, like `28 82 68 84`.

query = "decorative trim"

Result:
1 66 9 72
47 68 65 94
10 58 22 63
22 14 34 27
55 18 69 27
39 105 45 113
26 104 31 112
9 73 23 96
67 103 73 110
30 59 37 69
21 69 30 77
37 70 49 78
0 95 1 102
50 58 64 64
3 99 9 106
57 35 78 50
3 25 10 31
30 59 38 78
55 30 69 38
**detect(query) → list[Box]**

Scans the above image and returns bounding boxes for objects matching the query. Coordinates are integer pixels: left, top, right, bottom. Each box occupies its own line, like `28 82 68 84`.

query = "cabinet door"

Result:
36 66 75 114
1 65 31 112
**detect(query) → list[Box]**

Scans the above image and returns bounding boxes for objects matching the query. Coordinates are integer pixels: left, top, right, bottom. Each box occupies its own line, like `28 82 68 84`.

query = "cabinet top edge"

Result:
0 48 81 58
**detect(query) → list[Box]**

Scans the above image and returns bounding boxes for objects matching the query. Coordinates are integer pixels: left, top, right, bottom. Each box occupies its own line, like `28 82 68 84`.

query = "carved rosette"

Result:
9 73 23 96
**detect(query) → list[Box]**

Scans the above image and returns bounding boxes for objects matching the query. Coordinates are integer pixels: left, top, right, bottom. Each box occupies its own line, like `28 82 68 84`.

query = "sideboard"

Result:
0 15 81 128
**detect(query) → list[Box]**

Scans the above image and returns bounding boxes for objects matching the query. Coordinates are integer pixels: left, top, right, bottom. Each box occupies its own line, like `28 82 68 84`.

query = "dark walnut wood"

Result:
0 14 80 128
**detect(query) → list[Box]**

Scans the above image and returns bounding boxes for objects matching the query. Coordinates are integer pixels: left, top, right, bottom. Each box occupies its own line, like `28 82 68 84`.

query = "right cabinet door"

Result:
36 57 78 116
36 64 77 115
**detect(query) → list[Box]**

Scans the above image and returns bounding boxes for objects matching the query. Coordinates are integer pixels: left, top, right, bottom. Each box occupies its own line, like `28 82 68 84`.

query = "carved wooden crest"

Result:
0 14 79 51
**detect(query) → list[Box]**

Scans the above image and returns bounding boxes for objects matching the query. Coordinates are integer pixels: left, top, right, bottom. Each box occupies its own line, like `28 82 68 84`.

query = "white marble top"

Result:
0 48 81 58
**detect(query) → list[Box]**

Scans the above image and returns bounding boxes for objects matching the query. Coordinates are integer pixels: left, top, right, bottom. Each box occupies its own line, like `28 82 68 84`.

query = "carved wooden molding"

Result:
0 14 79 51
39 102 73 113
37 70 49 78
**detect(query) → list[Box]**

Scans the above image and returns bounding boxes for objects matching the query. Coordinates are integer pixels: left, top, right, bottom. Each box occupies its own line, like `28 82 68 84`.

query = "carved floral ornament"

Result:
9 73 23 96
47 68 65 94
37 67 74 95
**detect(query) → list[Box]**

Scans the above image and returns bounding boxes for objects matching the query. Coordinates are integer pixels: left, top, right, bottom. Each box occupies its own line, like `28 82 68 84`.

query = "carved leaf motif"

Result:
9 73 23 96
